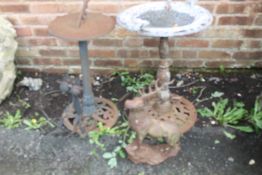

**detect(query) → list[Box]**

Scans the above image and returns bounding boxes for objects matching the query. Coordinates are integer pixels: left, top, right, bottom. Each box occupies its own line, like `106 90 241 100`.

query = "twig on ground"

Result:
193 86 207 104
118 92 131 102
169 80 198 89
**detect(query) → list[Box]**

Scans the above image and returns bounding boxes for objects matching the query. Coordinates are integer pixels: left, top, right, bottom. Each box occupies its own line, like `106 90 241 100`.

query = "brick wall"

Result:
0 0 261 73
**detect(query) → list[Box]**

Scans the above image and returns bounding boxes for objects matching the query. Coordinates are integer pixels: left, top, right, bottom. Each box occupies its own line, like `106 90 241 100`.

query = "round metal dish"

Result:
48 12 115 41
117 1 213 37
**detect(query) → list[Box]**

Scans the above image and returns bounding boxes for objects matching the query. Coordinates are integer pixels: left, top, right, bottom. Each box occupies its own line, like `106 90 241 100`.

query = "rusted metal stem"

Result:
79 41 96 117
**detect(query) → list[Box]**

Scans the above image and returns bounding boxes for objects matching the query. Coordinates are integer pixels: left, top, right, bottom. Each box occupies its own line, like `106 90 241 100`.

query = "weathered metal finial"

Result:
77 0 90 27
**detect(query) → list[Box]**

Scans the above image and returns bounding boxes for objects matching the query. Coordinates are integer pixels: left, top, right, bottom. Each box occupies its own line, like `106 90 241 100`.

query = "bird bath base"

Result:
62 97 119 137
125 140 180 165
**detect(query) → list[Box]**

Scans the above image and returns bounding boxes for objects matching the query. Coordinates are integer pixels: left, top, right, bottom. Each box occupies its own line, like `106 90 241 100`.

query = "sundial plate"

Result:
48 13 115 41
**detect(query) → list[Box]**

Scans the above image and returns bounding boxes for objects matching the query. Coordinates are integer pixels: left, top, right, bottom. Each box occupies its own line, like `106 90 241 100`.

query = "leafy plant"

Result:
198 98 253 133
103 140 126 168
23 116 53 130
17 97 31 109
88 121 136 168
249 98 262 131
113 71 154 94
0 110 22 129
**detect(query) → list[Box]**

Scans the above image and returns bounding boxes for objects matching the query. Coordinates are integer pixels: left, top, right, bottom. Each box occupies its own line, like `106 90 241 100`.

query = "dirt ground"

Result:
0 69 261 175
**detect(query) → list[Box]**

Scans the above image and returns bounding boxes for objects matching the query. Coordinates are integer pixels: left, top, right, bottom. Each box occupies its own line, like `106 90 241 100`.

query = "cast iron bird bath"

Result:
117 0 213 165
48 0 119 136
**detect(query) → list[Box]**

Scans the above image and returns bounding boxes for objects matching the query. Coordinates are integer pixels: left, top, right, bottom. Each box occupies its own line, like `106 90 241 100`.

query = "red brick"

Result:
63 59 81 65
15 27 32 37
33 58 62 65
170 50 182 58
253 3 262 13
199 51 231 59
233 51 262 60
43 67 68 74
15 58 31 65
216 4 246 14
205 61 236 68
176 39 209 48
94 60 122 67
218 16 253 25
28 38 57 46
16 48 39 57
243 29 262 38
30 4 63 13
19 15 55 25
140 60 160 68
116 50 139 58
124 59 140 67
144 39 159 47
33 27 49 36
255 14 262 25
67 50 79 57
124 38 143 47
139 50 150 58
39 49 67 57
89 50 115 58
149 50 159 58
200 4 215 13
171 60 204 68
211 40 243 48
242 40 261 48
0 4 29 13
182 50 197 59
93 39 122 47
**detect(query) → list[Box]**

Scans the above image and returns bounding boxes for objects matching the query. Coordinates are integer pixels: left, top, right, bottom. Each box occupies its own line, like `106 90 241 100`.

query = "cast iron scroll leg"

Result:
79 41 96 118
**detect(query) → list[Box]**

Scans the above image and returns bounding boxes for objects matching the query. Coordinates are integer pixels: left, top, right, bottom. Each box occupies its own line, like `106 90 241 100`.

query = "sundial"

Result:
48 0 119 136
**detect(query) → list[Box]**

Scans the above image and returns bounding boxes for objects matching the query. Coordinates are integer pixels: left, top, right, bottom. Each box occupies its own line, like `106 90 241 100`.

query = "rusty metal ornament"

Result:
48 0 118 136
63 97 119 137
48 0 115 41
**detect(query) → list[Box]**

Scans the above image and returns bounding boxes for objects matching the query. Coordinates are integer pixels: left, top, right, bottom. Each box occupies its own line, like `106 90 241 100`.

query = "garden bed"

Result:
0 70 261 175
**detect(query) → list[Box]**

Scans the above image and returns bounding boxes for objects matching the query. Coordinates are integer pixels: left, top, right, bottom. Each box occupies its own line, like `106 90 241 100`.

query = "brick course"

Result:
0 0 261 73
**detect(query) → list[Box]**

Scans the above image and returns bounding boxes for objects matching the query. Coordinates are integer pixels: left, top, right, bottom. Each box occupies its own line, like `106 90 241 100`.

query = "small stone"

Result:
214 140 220 144
17 77 43 91
228 157 234 162
176 74 182 79
93 81 100 86
176 80 184 87
250 74 256 79
237 93 242 97
249 159 255 165
211 120 216 125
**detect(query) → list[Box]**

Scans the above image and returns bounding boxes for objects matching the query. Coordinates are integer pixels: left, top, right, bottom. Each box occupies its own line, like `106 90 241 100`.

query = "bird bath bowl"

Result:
117 1 212 37
117 0 212 165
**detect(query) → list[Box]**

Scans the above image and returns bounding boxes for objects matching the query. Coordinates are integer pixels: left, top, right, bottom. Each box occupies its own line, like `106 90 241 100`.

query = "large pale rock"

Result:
0 17 17 104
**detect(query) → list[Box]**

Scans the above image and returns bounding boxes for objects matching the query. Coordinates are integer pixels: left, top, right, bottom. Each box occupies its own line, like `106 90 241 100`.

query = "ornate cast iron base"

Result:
125 93 196 164
143 93 197 133
62 97 119 137
125 139 180 165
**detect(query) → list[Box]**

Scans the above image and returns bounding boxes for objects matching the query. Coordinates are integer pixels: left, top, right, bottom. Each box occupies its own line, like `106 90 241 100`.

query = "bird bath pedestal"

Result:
48 0 119 136
117 0 212 165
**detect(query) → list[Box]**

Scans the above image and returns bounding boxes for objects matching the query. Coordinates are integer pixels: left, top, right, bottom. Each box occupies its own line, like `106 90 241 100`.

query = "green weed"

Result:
113 71 154 94
197 98 253 133
249 98 262 132
88 120 136 168
0 110 22 129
